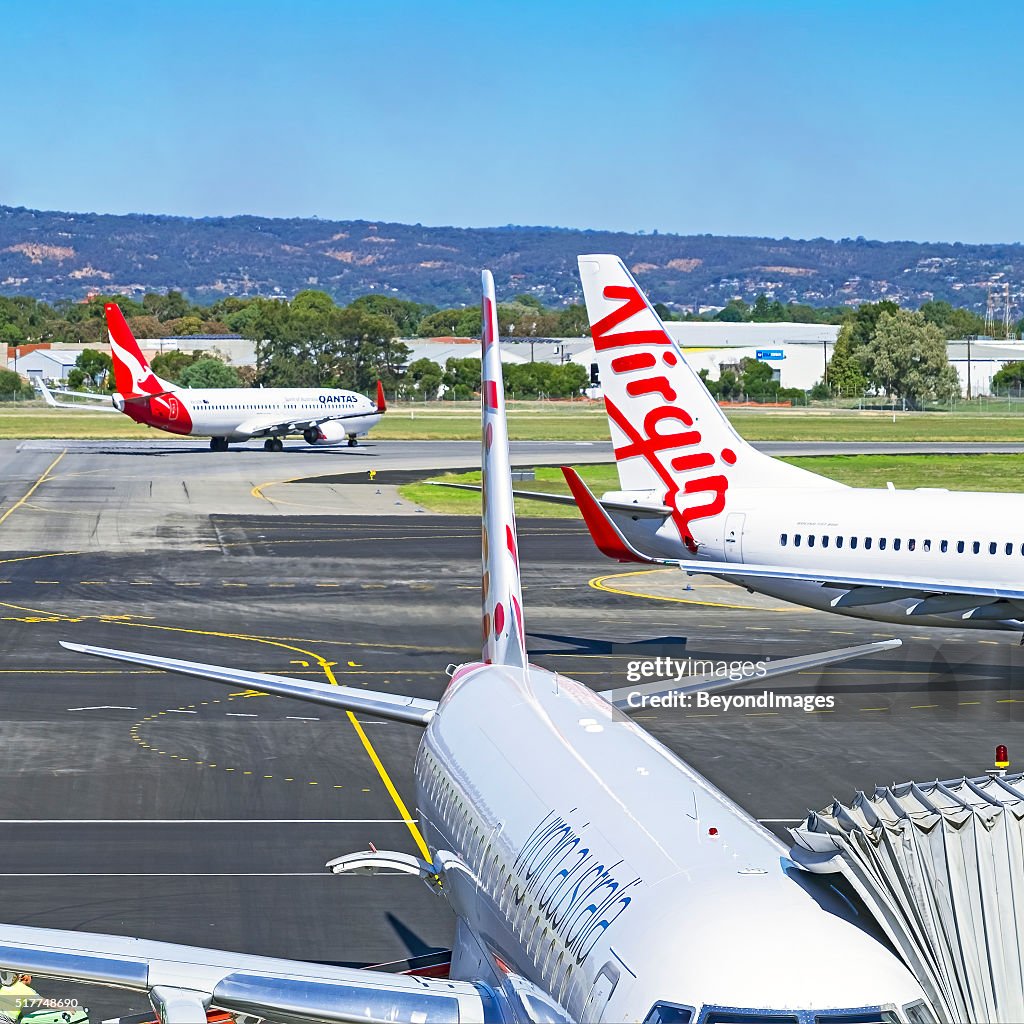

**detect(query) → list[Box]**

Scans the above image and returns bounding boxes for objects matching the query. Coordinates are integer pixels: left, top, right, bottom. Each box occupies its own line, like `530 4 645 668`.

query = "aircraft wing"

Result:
599 638 901 709
38 380 120 412
239 381 387 438
60 641 437 724
562 467 1024 620
0 921 490 1024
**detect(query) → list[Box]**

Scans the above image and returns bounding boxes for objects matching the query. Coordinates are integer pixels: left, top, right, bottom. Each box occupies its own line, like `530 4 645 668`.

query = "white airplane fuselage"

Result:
415 660 928 1021
612 485 1024 631
118 385 381 444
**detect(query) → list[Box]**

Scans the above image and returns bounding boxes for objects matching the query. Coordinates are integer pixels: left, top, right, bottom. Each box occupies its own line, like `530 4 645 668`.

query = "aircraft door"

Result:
582 962 619 1022
724 512 746 562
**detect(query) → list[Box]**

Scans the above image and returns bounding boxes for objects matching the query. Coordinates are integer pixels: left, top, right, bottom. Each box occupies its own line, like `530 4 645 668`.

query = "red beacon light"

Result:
996 745 1010 770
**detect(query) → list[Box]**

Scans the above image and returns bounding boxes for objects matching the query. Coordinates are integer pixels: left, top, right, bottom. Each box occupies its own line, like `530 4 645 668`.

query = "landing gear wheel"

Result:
210 437 229 452
264 437 283 452
347 436 358 447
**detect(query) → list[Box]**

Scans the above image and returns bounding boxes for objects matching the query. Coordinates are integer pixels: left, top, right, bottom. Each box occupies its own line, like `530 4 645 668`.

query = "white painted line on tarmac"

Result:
286 716 320 721
67 705 138 711
164 709 197 714
226 713 258 717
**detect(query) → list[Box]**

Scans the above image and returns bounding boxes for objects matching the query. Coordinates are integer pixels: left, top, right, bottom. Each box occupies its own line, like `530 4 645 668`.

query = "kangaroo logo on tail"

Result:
106 304 166 397
104 303 192 433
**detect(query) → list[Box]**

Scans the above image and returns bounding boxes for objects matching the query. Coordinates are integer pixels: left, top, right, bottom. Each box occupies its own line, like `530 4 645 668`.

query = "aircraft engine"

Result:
307 420 348 445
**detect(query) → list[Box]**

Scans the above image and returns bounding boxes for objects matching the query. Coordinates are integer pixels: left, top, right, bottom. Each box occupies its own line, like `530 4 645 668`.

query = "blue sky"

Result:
2 0 1022 242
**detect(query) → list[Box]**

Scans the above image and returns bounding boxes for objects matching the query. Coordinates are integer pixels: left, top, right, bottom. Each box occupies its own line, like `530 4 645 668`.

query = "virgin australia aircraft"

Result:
40 303 385 451
558 253 1024 635
0 274 935 1022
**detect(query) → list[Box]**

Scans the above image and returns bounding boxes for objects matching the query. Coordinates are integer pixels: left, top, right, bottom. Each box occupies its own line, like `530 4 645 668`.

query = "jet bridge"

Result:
790 772 1024 1023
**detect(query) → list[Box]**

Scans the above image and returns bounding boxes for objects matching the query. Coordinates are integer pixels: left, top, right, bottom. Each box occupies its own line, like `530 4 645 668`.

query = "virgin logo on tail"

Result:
593 284 735 553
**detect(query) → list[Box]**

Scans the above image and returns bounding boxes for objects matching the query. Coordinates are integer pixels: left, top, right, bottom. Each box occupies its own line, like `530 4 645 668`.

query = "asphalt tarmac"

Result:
1 438 1023 1019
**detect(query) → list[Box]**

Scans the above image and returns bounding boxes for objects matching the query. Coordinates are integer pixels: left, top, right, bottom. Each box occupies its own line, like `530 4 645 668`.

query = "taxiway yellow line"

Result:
589 567 795 612
2 589 432 859
0 451 66 527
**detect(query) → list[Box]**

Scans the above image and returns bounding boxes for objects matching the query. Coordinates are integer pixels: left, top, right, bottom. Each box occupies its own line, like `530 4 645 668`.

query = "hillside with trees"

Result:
4 205 1024 315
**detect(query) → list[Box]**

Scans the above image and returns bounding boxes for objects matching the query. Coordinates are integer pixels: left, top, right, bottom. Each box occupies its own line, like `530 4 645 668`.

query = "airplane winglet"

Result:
376 380 387 414
561 466 664 565
37 378 57 407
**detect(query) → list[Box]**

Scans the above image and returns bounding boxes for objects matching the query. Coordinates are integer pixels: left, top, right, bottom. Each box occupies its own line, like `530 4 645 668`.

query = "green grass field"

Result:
400 455 1024 516
7 399 1024 442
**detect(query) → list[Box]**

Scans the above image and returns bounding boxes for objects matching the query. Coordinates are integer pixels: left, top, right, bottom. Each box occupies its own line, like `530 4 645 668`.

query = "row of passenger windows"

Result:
781 534 1024 556
418 749 581 1013
204 403 320 412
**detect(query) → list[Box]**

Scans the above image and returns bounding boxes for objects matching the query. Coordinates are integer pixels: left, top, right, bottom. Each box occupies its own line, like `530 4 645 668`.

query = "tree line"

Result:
1 287 1013 405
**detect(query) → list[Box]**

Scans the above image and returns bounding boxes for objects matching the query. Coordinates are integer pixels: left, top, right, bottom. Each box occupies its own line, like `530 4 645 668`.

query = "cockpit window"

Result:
815 1013 891 1023
693 1010 892 1024
645 1003 694 1023
701 1013 798 1023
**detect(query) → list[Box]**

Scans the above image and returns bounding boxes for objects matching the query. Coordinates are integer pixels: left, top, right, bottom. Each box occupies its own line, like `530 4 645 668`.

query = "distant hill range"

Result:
2 204 1022 313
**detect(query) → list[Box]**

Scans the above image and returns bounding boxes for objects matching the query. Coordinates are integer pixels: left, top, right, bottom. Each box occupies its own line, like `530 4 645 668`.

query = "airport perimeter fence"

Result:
807 393 1024 414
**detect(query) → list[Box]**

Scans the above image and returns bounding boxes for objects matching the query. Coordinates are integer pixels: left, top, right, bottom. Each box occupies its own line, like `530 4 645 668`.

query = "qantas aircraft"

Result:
555 254 1024 635
0 272 937 1023
40 303 385 450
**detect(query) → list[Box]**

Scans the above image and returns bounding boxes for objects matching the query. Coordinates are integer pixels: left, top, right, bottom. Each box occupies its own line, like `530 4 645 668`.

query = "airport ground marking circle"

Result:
589 568 797 612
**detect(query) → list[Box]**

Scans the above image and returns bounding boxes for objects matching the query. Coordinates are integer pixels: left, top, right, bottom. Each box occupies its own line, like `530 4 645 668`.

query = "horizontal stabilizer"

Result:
59 641 436 725
600 638 901 709
562 466 671 563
